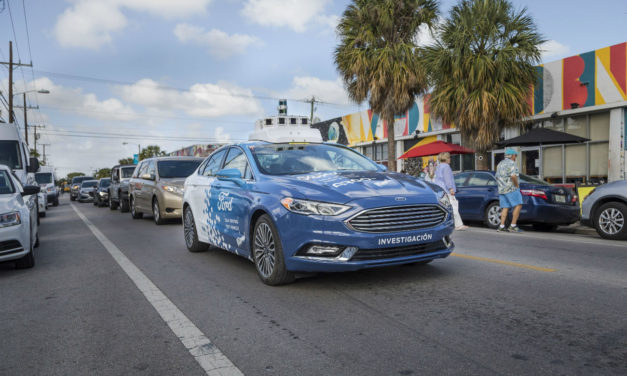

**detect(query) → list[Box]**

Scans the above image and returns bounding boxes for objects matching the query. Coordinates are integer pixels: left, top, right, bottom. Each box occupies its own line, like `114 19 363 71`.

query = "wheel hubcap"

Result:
183 209 195 248
153 201 159 221
254 223 275 278
599 208 624 235
488 205 501 226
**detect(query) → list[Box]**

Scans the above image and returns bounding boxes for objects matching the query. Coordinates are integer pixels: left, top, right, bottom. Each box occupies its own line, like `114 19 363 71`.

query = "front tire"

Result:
153 198 164 225
484 201 502 229
120 194 130 213
183 206 207 252
109 194 118 210
15 235 35 269
252 214 294 286
594 202 627 240
130 196 143 219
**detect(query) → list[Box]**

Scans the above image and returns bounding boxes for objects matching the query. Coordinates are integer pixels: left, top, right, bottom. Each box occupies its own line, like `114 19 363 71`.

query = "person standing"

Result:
434 152 467 231
423 159 436 183
495 149 523 233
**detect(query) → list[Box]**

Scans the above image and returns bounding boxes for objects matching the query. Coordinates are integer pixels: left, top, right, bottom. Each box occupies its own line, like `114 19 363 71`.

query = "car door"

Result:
453 172 471 218
140 160 156 211
212 147 255 257
130 161 147 207
459 172 498 220
191 149 227 246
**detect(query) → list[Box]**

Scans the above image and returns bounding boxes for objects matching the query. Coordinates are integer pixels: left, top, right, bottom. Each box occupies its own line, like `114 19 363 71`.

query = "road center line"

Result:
452 252 557 272
71 204 244 376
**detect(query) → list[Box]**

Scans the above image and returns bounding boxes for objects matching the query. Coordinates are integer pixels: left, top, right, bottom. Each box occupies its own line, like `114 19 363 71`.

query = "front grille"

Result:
0 240 24 256
351 240 447 261
347 204 446 233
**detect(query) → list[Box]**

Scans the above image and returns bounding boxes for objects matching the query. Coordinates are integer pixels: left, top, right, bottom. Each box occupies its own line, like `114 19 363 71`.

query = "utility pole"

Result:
14 95 39 145
41 144 50 165
304 96 321 124
0 41 33 124
31 124 45 157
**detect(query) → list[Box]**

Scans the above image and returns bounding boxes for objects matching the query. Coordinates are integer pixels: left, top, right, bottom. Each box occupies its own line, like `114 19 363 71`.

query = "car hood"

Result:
260 171 439 204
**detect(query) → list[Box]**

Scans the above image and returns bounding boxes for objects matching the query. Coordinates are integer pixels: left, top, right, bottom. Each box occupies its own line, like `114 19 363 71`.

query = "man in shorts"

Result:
495 148 523 233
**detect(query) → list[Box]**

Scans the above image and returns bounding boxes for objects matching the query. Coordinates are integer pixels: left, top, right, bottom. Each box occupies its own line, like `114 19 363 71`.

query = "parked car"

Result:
0 164 40 269
182 141 455 286
128 157 203 224
35 167 59 207
93 178 111 207
109 164 136 212
77 180 98 202
453 171 580 231
70 176 94 201
581 180 627 240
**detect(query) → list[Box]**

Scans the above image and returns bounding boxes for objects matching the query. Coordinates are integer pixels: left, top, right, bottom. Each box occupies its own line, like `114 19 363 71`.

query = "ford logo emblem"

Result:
395 197 406 201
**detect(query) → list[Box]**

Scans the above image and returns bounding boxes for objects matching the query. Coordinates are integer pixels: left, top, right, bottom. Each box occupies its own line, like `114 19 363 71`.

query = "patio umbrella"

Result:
398 140 475 159
496 128 589 147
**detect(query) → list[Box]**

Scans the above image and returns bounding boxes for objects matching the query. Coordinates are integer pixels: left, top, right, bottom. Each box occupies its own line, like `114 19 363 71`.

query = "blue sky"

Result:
1 0 626 177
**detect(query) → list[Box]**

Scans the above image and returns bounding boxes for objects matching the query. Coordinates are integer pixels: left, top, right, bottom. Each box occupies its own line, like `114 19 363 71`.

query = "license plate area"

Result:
554 194 566 203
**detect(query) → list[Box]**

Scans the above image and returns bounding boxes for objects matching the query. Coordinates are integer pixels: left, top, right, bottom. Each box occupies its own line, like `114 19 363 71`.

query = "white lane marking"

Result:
71 204 244 376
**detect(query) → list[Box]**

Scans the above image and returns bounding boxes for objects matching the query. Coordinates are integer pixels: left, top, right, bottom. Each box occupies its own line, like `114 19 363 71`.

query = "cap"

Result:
505 148 518 156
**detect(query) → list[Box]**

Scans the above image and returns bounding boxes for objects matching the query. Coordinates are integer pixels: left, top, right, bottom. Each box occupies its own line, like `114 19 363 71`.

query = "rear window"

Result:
121 167 135 178
99 179 111 188
81 181 98 188
72 176 94 184
0 170 15 194
35 172 53 184
157 160 202 178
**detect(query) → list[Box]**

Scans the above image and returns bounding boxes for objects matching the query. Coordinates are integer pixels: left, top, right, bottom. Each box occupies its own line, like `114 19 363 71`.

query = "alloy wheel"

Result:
488 205 501 227
254 223 275 278
183 208 195 248
153 200 160 222
599 208 624 235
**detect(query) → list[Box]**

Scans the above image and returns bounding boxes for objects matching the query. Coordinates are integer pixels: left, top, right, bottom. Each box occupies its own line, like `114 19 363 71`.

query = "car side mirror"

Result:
22 185 40 196
217 168 244 185
27 157 40 173
376 163 388 172
140 173 155 181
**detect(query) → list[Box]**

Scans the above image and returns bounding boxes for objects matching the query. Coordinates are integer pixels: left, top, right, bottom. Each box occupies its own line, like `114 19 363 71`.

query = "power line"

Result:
39 130 245 143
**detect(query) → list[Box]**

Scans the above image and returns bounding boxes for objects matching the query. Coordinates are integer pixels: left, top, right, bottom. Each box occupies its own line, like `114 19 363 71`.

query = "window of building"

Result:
542 146 562 183
565 144 586 183
590 112 610 141
565 116 587 138
543 118 563 131
590 142 609 183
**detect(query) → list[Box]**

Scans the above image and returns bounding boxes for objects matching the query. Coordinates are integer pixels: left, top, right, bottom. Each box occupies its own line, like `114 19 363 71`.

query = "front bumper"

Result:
0 226 29 263
160 191 183 219
275 209 455 273
78 192 94 201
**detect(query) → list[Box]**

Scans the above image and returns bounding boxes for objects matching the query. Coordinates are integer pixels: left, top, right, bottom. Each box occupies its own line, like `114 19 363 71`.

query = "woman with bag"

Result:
434 152 467 231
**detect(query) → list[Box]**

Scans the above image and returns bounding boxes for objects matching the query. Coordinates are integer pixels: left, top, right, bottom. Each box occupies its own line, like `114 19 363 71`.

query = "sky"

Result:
1 0 626 178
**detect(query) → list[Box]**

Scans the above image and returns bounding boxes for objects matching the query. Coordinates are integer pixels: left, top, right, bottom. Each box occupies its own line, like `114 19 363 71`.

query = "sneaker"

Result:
508 225 523 233
496 226 507 232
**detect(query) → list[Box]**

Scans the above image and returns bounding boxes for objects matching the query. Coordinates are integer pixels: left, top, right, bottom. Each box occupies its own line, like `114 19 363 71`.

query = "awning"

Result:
496 128 589 147
398 140 475 159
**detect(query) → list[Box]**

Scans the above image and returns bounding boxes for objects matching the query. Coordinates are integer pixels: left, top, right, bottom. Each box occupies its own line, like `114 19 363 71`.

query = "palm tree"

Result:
335 0 439 171
424 0 543 168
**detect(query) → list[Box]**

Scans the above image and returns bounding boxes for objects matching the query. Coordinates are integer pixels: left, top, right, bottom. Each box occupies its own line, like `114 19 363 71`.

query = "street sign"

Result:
133 154 138 164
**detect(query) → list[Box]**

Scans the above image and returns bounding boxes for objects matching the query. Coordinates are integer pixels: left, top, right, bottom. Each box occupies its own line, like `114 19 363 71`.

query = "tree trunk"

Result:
461 131 490 170
387 117 397 172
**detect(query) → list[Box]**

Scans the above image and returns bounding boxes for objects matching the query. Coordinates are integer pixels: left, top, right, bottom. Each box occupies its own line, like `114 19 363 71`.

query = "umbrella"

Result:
496 128 589 147
398 140 475 159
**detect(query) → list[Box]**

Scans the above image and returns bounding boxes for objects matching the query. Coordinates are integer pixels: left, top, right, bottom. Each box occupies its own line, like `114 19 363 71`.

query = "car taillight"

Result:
571 195 578 203
520 189 547 200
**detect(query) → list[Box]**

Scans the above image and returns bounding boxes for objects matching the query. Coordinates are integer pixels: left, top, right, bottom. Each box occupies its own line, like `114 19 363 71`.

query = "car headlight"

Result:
438 192 453 211
0 212 21 228
161 185 184 195
99 191 107 196
47 187 54 192
280 197 350 216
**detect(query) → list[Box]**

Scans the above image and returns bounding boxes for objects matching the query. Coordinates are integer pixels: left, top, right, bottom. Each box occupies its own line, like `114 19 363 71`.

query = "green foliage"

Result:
95 168 111 180
66 172 85 181
29 148 40 158
118 157 135 165
139 145 166 161
335 0 439 171
424 0 544 151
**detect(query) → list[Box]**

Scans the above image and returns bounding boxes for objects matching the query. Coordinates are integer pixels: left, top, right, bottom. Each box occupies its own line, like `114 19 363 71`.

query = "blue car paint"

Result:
454 171 580 225
186 142 455 273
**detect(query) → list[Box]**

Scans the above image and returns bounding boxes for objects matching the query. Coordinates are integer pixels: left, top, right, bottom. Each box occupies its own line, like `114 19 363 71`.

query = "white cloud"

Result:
54 0 213 49
284 76 351 106
117 79 264 118
174 24 259 58
241 0 330 32
541 40 571 61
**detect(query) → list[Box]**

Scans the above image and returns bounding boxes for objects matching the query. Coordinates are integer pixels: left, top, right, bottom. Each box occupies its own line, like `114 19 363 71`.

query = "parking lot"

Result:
1 197 625 376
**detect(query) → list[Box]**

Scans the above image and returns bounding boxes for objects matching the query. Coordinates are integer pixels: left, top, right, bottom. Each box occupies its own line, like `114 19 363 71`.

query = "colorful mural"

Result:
168 144 222 157
312 95 454 146
533 42 627 114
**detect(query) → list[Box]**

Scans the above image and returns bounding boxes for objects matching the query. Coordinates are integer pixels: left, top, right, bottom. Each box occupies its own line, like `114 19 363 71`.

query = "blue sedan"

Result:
183 142 455 285
453 171 580 230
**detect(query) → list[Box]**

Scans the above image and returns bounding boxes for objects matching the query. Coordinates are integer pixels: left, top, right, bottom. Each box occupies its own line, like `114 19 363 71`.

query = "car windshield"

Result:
35 172 53 184
81 181 98 188
0 170 15 194
0 140 23 169
519 174 550 185
99 179 111 188
121 167 135 178
250 143 378 175
157 160 202 178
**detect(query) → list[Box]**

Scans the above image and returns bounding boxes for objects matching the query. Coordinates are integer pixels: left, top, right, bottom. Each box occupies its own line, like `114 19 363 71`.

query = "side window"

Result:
223 147 251 179
467 173 497 187
196 159 209 176
203 149 227 177
112 168 119 181
135 162 147 178
454 173 470 187
145 161 156 177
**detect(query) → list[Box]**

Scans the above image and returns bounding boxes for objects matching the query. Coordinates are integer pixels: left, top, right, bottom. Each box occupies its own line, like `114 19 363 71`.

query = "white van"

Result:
35 166 59 207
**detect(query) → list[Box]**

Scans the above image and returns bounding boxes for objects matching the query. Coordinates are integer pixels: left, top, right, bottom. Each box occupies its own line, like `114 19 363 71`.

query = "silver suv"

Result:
581 180 627 240
108 164 136 212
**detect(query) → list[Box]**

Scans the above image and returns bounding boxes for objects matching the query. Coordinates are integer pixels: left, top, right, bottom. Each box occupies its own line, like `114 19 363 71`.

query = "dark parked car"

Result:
70 176 94 201
109 164 136 212
93 178 111 207
453 171 580 231
581 180 627 240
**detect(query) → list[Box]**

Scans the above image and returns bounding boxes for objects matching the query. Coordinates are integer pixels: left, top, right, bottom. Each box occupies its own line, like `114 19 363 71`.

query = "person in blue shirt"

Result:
434 152 467 230
495 148 523 233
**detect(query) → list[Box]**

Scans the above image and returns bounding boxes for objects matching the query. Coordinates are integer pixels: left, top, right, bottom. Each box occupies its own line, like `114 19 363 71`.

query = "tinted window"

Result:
81 181 98 188
467 173 496 186
203 150 227 177
121 166 135 178
146 161 156 177
111 168 119 180
454 173 470 187
519 174 550 185
72 176 93 184
250 143 378 175
223 148 250 179
158 160 202 178
0 141 23 169
99 179 111 188
0 170 15 194
35 173 53 184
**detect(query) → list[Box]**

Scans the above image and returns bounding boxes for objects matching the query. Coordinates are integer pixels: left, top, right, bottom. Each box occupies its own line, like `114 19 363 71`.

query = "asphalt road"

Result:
1 197 626 376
